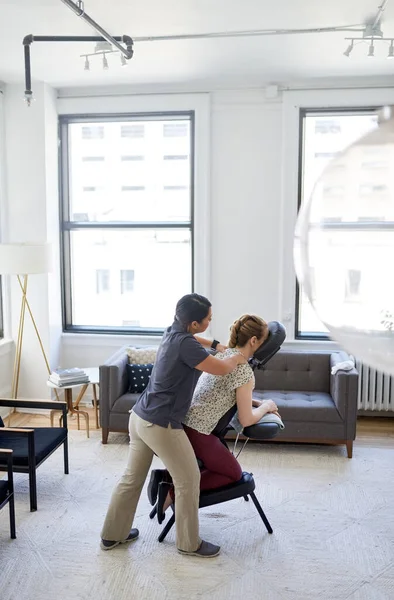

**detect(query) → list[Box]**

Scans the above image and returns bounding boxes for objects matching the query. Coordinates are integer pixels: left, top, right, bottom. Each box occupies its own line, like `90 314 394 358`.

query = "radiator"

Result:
356 361 394 412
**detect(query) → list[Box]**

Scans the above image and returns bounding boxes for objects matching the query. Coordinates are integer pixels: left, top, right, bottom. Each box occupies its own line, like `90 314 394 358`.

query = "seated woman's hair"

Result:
229 315 268 347
175 293 211 328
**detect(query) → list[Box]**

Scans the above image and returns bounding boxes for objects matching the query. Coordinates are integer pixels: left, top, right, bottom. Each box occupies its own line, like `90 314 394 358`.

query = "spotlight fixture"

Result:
120 54 127 66
84 56 90 71
102 53 109 70
343 41 354 57
368 41 375 57
388 40 394 58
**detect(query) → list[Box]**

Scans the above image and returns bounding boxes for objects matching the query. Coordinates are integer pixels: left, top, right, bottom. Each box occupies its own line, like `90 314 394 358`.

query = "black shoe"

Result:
157 481 172 525
100 528 139 551
147 469 168 506
178 540 221 558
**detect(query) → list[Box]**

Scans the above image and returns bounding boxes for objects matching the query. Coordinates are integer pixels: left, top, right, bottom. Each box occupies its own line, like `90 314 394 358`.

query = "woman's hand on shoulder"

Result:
216 343 228 353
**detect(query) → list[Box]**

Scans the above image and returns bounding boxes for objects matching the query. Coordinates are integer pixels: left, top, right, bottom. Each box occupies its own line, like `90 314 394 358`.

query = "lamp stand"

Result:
8 274 59 424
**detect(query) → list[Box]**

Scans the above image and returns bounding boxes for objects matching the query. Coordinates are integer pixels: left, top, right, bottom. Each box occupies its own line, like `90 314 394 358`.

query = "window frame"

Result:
59 111 196 336
295 105 382 341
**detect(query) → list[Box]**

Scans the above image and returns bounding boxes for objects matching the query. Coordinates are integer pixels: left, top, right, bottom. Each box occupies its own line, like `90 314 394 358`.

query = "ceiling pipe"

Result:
372 0 388 31
59 0 133 59
22 33 134 105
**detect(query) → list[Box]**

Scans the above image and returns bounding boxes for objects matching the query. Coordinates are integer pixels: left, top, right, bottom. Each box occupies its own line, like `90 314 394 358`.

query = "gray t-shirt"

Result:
132 320 209 429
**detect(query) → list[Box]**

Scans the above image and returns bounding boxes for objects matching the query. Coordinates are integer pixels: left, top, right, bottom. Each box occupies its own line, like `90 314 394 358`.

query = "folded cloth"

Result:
331 358 355 375
230 411 285 434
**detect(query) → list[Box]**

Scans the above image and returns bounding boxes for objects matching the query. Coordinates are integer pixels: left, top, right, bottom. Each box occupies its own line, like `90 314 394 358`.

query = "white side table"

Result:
47 380 90 438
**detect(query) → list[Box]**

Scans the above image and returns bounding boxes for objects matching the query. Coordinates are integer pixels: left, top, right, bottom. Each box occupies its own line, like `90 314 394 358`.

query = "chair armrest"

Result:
0 398 66 411
330 352 359 438
0 427 35 435
0 428 36 466
99 346 129 427
0 449 14 488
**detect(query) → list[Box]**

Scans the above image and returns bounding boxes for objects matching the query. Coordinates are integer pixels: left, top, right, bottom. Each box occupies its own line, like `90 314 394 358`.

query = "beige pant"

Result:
101 411 201 552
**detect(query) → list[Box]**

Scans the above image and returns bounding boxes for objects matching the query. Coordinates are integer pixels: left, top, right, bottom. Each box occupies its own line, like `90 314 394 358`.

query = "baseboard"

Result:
0 407 10 419
358 410 394 418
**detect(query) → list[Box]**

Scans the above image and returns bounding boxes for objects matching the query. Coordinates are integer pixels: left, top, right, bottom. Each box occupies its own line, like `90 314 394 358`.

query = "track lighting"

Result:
79 46 130 70
343 41 354 57
343 36 394 58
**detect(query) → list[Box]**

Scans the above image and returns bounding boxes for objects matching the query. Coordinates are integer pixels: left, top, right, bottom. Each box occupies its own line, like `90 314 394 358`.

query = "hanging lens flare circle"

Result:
294 107 394 375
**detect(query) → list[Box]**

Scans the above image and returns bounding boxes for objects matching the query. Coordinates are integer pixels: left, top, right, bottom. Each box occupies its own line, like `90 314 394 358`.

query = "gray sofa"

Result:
99 347 358 457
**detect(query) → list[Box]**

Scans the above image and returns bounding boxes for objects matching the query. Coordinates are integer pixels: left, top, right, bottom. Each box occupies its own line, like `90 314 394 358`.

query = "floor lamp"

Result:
0 243 56 418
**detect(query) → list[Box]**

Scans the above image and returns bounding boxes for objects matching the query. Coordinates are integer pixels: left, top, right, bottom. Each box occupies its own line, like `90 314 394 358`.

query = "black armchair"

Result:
0 398 69 511
0 449 16 539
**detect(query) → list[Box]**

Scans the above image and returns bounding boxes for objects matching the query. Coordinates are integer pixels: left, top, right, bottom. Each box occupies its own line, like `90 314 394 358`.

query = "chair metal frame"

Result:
0 449 16 539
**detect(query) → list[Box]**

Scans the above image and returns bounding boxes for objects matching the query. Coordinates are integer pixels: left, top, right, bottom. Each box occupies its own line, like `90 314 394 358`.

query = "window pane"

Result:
69 229 192 329
306 228 394 331
68 119 191 223
297 111 379 337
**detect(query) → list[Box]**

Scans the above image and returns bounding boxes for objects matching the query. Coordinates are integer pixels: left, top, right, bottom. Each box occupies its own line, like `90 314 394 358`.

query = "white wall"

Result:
210 91 283 341
2 83 394 398
1 83 62 399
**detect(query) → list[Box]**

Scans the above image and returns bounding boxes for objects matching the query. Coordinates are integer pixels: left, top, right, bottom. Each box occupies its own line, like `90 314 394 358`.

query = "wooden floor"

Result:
4 409 394 448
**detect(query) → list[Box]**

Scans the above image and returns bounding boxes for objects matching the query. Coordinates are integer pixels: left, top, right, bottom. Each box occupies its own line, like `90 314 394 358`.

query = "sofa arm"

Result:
99 346 130 429
330 351 359 438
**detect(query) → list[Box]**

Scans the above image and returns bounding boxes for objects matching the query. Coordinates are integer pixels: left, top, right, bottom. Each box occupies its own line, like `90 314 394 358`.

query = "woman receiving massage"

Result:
149 314 280 523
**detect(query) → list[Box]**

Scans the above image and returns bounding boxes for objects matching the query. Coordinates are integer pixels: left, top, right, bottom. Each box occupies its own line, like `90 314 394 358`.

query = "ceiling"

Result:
0 0 393 89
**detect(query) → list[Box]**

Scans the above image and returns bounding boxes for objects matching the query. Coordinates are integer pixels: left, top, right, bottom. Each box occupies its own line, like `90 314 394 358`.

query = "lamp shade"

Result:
0 243 52 275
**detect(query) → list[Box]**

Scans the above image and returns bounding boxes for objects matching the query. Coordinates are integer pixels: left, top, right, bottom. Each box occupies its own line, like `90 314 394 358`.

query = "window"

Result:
59 114 193 334
82 156 105 162
345 269 361 300
121 270 135 294
296 108 379 338
315 120 341 134
82 126 104 140
96 269 110 294
163 155 188 161
121 124 144 138
121 185 145 192
163 123 188 137
121 155 144 162
359 184 388 195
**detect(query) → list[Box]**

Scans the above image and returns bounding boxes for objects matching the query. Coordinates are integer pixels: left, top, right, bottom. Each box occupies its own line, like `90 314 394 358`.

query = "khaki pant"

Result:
101 411 201 552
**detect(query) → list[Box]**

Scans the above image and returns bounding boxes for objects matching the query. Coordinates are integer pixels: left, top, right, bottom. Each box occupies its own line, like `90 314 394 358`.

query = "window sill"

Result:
61 332 162 348
283 338 340 352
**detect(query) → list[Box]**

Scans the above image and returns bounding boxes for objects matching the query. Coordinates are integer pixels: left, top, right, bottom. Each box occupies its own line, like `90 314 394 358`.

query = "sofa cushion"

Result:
126 347 157 365
0 428 67 467
113 393 141 414
254 352 331 393
252 390 342 423
126 363 153 393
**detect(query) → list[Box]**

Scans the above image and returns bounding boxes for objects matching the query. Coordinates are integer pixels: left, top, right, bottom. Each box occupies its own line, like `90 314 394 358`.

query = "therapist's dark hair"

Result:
175 294 212 328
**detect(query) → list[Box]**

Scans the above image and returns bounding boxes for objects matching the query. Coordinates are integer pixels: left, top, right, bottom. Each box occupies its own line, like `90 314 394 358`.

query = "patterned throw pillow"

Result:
126 363 154 393
126 347 157 365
